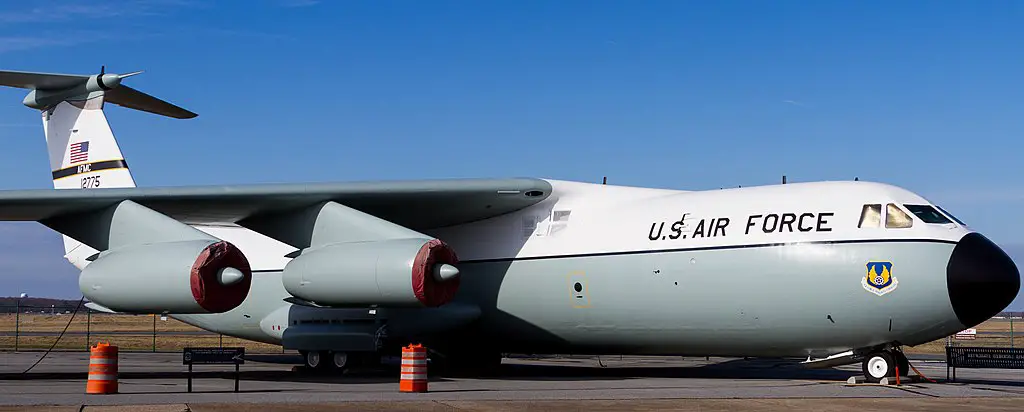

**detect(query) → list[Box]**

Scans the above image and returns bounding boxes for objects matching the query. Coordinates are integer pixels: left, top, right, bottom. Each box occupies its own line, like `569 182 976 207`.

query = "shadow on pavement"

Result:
0 356 863 385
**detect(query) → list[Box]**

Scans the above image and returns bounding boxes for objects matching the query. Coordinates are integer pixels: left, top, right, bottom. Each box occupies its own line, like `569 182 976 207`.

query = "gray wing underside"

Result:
0 178 552 230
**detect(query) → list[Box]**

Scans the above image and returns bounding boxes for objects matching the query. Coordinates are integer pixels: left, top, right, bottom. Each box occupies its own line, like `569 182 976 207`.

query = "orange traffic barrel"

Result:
86 342 118 394
400 344 428 392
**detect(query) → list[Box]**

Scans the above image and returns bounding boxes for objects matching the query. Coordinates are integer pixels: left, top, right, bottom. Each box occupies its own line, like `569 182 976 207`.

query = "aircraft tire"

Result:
331 351 350 371
302 350 331 371
861 351 896 383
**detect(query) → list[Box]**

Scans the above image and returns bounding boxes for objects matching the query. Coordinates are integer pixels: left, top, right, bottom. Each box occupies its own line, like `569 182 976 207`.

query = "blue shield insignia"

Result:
862 261 898 296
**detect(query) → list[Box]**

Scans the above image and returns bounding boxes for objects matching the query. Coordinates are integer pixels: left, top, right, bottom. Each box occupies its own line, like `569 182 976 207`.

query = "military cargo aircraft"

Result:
0 68 1018 382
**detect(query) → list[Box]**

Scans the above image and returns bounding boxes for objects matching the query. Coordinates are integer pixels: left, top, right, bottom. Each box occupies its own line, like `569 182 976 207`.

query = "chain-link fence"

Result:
943 312 1023 348
0 302 285 353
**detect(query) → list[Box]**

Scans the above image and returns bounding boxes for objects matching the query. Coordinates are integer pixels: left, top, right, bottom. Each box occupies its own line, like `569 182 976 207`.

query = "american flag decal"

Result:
70 141 89 164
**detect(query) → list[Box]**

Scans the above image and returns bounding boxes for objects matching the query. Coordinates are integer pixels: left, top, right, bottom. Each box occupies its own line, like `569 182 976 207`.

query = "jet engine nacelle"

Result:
282 238 460 308
79 239 252 314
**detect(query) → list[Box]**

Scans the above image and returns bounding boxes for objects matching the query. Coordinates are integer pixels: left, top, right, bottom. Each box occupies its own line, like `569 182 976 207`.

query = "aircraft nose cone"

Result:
217 267 245 286
947 232 1020 327
432 264 460 282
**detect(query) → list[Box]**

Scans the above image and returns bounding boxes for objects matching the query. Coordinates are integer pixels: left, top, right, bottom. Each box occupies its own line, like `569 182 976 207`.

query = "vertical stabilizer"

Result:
0 67 196 268
44 94 137 268
46 94 136 190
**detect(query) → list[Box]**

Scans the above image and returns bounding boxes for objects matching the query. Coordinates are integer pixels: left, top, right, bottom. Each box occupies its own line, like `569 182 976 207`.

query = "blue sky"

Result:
0 1 1023 309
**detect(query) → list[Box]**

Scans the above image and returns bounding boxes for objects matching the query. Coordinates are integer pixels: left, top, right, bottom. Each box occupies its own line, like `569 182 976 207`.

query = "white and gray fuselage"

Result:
7 69 1015 363
170 179 1017 359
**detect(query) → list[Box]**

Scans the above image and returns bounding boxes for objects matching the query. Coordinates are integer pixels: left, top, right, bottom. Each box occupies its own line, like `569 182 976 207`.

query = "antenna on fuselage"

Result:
602 176 607 185
782 175 787 184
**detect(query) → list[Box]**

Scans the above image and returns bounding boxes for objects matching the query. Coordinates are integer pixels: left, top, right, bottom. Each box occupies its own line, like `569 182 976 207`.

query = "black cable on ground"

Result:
22 296 86 374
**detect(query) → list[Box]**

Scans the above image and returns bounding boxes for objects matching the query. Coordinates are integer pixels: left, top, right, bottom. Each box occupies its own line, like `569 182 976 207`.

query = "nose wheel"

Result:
861 348 910 382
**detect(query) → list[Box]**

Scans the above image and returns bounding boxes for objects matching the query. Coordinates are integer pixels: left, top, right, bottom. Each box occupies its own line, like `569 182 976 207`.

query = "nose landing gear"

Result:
861 347 910 383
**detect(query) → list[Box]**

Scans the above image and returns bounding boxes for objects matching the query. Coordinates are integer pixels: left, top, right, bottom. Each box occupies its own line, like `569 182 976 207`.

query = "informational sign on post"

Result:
182 347 245 392
183 347 245 365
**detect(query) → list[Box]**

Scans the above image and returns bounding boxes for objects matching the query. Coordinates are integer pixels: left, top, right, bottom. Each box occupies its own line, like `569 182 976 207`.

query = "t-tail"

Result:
0 66 196 268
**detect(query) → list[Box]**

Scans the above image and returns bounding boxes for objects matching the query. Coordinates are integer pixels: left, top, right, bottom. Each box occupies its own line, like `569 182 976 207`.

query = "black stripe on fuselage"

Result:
248 238 960 272
51 159 128 180
459 238 960 264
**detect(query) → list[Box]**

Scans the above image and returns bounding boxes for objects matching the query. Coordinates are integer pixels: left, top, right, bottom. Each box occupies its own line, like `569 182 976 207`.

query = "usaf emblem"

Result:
862 261 898 296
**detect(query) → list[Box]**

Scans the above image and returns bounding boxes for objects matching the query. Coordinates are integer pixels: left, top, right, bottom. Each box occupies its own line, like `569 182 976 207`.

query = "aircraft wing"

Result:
0 177 551 230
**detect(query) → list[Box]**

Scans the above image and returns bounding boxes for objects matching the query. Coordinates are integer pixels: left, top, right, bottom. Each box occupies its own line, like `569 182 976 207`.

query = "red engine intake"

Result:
411 239 460 307
190 241 252 313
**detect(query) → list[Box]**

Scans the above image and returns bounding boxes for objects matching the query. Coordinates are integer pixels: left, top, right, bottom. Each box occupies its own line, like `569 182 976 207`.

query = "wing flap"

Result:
0 178 552 230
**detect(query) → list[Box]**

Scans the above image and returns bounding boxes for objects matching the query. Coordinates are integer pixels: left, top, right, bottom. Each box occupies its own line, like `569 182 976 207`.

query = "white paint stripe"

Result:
401 366 426 373
401 359 427 365
88 374 117 381
89 359 116 365
401 373 427 380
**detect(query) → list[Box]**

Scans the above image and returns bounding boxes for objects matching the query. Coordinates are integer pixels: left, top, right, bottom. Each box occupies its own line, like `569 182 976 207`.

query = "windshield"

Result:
935 205 967 226
904 204 953 224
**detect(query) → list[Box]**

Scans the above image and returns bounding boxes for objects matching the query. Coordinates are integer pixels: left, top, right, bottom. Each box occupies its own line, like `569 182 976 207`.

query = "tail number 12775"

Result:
81 175 101 188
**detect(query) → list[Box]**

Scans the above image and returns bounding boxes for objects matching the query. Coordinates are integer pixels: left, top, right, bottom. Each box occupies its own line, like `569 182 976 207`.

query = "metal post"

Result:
86 309 91 350
219 334 223 348
152 313 157 352
1007 311 1015 348
15 299 20 352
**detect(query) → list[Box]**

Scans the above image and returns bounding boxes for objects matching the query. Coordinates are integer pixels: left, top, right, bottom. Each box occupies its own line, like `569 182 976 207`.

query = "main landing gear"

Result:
301 350 374 374
861 347 910 383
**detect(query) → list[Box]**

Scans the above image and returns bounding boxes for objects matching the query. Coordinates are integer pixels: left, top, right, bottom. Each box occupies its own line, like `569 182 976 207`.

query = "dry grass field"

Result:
0 313 283 353
0 312 1020 355
904 317 1024 354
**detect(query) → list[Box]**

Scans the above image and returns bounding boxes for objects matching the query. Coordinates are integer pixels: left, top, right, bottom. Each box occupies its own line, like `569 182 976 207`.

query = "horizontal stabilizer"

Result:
105 84 196 119
0 67 196 119
0 69 89 90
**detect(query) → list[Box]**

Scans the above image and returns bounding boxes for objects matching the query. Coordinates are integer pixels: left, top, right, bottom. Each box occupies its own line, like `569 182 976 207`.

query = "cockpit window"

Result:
885 203 913 228
858 204 881 228
935 205 967 226
903 204 953 224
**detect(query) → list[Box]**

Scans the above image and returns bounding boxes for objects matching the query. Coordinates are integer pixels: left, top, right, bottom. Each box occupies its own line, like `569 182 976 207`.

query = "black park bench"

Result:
946 346 1024 382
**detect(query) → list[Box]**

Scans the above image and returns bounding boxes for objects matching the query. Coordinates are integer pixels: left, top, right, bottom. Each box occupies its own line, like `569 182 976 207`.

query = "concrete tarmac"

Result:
0 351 1022 411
